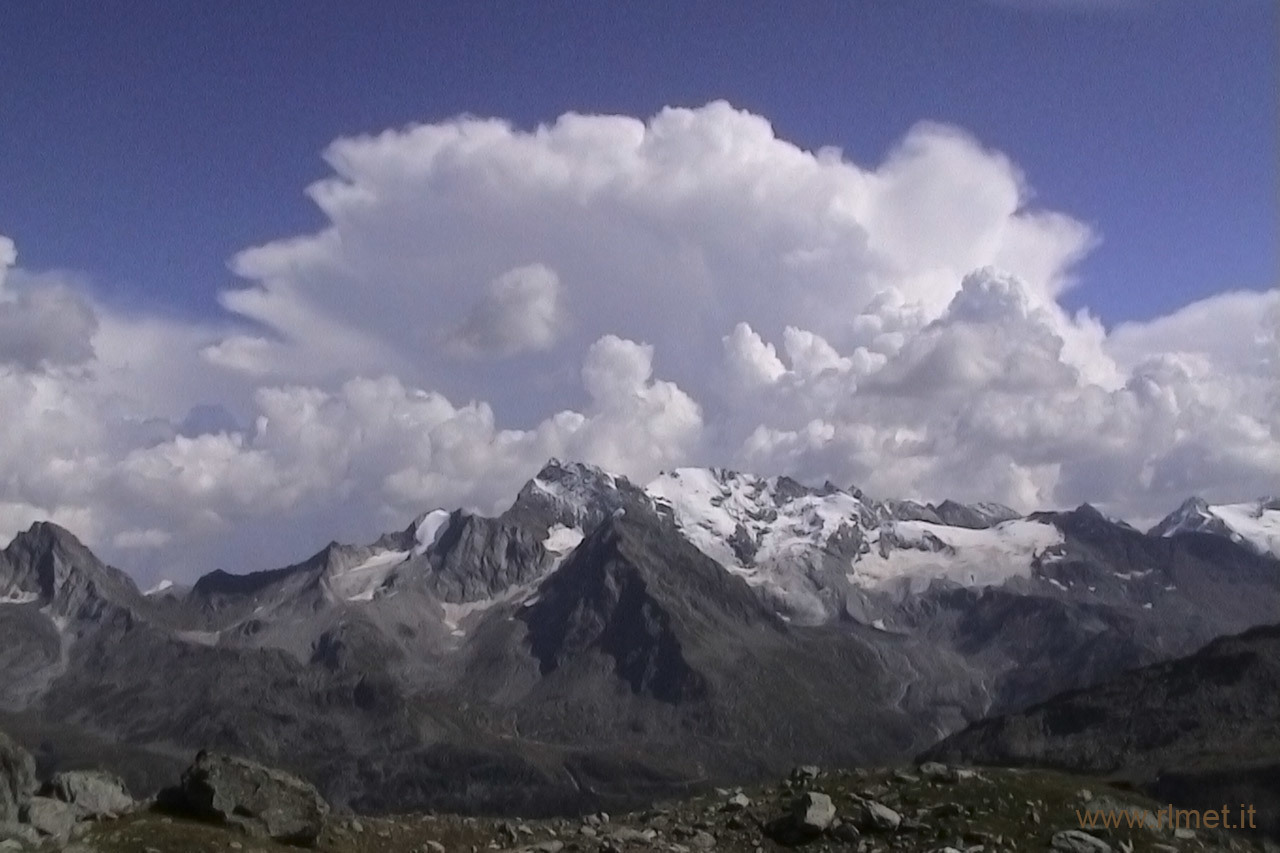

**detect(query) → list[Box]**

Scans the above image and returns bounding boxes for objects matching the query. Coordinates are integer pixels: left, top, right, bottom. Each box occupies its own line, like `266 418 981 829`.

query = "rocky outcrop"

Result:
163 751 329 845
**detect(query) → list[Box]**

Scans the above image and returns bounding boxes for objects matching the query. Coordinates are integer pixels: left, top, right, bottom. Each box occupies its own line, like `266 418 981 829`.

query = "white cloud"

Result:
447 263 567 358
0 254 99 370
0 102 1274 582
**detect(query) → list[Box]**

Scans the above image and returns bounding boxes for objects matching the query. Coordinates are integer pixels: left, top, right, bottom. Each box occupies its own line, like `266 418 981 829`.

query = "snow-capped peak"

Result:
646 467 874 568
144 579 175 596
644 465 1063 623
521 458 629 524
1150 496 1280 558
412 509 452 555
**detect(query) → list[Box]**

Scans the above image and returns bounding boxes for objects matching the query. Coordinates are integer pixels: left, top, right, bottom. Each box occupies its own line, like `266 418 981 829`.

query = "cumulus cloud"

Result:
447 263 567 358
0 242 98 370
0 102 1274 582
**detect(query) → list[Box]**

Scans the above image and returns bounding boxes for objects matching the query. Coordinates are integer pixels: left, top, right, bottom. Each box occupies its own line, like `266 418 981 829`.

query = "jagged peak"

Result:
11 520 91 553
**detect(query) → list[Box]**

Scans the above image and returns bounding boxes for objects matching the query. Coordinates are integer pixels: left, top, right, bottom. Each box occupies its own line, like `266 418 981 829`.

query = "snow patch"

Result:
144 579 174 596
648 467 869 621
176 630 220 646
0 589 39 605
330 549 409 602
1211 501 1280 558
543 524 584 554
849 520 1064 590
414 509 451 555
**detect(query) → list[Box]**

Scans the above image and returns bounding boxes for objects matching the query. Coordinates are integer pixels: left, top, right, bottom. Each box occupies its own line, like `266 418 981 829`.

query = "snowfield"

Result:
849 519 1065 590
327 548 409 602
1210 501 1280 558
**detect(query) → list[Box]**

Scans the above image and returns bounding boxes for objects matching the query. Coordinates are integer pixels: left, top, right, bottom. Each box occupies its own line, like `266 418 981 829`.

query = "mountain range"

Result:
0 459 1277 817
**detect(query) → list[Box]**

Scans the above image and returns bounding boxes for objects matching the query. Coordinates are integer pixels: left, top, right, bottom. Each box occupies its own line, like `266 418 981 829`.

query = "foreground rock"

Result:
1053 829 1114 853
161 751 329 846
34 762 1264 853
45 769 135 818
791 791 836 833
0 733 35 825
20 795 76 843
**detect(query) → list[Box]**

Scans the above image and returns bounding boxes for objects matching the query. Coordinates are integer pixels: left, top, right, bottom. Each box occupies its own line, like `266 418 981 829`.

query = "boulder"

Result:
918 761 957 783
791 791 836 833
0 733 35 824
19 796 75 843
166 751 329 846
1051 830 1113 853
0 822 40 846
45 770 134 818
859 800 902 832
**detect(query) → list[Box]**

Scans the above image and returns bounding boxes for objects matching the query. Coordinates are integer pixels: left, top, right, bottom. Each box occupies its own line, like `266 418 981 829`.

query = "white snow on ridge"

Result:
543 524 584 554
848 519 1064 591
330 549 409 602
1210 501 1280 558
1154 497 1280 559
144 579 174 596
414 509 452 555
648 468 870 622
647 467 865 568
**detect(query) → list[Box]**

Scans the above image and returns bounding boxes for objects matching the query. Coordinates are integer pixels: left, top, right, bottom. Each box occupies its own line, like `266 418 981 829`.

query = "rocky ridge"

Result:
1 460 1278 816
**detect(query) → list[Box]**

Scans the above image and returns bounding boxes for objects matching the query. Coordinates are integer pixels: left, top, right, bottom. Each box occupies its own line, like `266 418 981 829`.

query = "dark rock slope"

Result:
924 622 1280 838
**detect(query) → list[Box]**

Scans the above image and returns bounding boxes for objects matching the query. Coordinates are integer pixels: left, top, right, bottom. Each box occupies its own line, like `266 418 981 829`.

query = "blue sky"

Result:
2 0 1275 325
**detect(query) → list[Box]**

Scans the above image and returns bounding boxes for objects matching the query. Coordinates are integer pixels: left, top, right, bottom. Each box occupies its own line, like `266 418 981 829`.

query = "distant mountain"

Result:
1 460 1277 814
922 621 1280 838
1150 496 1280 558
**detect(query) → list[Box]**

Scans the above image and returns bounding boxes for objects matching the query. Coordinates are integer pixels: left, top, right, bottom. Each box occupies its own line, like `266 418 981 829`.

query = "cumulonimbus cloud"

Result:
0 103 1274 584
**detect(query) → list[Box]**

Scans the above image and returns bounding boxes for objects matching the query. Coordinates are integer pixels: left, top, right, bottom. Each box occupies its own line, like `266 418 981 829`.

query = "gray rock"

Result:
859 801 902 832
19 796 75 842
790 765 820 782
918 762 956 783
831 821 861 843
0 822 40 845
46 770 134 818
690 831 716 850
172 751 329 845
791 791 836 832
427 841 446 853
607 827 656 843
721 792 751 812
0 734 35 825
525 841 564 853
1051 830 1112 853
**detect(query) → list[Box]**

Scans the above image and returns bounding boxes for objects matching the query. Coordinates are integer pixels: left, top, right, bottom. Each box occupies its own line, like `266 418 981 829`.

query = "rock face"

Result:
169 751 329 845
925 621 1280 838
0 732 35 824
45 769 134 817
